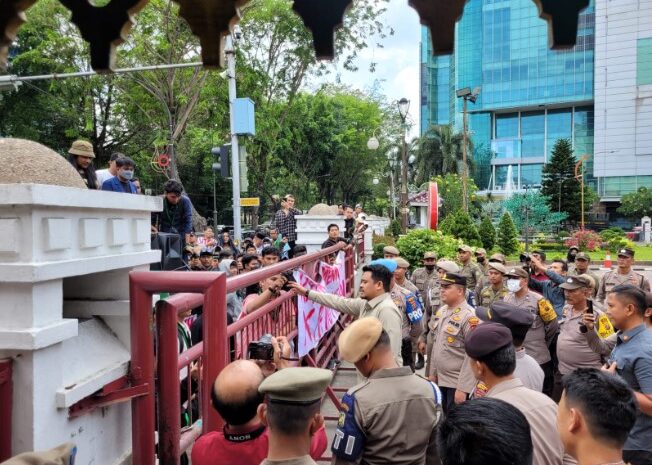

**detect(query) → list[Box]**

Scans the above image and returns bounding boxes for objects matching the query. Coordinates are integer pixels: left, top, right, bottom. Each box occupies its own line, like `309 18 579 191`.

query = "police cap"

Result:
338 317 383 363
383 246 400 256
475 301 534 343
465 322 512 359
259 367 332 403
439 272 466 287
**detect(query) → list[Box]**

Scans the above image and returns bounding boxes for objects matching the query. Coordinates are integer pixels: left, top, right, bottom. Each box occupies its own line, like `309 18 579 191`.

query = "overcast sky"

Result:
312 0 422 137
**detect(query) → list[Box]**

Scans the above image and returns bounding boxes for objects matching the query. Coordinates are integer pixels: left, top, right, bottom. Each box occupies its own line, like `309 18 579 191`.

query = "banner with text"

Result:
294 254 346 356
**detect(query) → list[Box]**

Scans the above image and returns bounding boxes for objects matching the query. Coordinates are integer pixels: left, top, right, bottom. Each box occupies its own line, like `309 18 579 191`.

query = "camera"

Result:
519 252 531 263
248 334 274 360
281 270 295 292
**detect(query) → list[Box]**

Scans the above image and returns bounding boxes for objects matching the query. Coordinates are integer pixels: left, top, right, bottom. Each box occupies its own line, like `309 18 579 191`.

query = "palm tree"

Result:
412 125 474 185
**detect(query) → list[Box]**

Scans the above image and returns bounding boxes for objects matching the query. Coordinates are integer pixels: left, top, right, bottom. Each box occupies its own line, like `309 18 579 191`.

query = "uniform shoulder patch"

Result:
537 298 557 323
468 316 480 328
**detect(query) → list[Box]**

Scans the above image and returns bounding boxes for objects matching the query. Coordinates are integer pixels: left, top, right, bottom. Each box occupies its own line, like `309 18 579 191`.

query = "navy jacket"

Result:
152 195 194 237
101 176 137 194
528 270 567 318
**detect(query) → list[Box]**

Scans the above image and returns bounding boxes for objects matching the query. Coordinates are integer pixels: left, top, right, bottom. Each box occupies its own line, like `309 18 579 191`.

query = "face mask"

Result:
122 170 134 180
507 279 521 293
476 256 485 263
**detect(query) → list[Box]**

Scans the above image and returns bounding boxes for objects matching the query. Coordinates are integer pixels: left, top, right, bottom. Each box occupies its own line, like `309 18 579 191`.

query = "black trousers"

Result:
439 387 467 415
540 361 554 398
623 450 652 465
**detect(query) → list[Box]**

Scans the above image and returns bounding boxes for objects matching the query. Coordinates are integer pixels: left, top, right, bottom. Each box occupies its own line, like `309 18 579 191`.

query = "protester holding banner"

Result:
289 264 404 366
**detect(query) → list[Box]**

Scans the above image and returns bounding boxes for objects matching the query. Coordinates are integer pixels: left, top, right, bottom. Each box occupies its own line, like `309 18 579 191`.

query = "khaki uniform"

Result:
390 283 423 340
458 261 482 292
332 367 442 465
487 378 575 465
504 291 558 365
428 300 478 393
308 291 403 365
556 304 613 375
261 456 317 465
596 269 651 303
394 279 424 359
477 284 508 307
411 268 440 310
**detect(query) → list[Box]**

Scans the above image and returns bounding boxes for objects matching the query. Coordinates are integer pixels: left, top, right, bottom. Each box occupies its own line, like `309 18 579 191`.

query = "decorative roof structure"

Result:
0 0 589 72
408 191 428 206
0 138 87 188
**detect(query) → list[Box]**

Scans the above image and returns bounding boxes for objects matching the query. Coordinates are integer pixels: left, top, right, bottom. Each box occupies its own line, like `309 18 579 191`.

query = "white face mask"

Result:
506 279 522 293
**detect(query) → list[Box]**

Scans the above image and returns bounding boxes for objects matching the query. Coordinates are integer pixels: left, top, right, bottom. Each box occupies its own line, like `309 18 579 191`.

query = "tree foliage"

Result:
412 125 473 186
496 212 519 256
439 209 482 247
618 187 652 218
541 139 583 222
478 216 496 251
396 229 462 270
431 174 479 219
502 191 567 235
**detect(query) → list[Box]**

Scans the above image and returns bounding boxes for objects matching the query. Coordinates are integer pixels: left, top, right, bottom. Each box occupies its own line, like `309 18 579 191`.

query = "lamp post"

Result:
397 98 410 232
456 87 480 212
388 151 398 219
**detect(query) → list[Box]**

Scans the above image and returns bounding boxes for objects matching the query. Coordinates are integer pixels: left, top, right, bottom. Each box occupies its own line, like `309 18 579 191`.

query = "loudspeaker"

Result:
150 233 184 271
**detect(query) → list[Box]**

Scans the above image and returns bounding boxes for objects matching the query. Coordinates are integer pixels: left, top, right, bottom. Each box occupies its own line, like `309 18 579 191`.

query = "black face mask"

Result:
476 257 486 263
425 264 436 271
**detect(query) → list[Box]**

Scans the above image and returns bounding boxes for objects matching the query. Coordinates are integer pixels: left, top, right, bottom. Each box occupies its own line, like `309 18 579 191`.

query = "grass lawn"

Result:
505 244 652 262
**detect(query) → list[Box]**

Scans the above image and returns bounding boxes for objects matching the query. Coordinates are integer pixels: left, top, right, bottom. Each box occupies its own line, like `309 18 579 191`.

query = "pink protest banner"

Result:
294 269 340 357
319 252 346 297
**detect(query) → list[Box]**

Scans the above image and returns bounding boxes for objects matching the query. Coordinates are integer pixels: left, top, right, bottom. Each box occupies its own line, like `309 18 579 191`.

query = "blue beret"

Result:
369 258 398 273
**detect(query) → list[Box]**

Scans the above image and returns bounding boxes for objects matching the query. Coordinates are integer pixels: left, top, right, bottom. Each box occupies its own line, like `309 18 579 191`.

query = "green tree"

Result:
496 212 519 256
439 209 482 246
431 174 479 219
502 191 568 234
541 139 582 221
396 229 462 269
478 216 496 251
618 187 652 218
412 125 473 186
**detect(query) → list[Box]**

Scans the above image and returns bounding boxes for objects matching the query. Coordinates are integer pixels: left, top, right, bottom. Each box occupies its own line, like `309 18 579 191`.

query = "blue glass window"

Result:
520 164 543 187
521 111 545 158
546 108 572 159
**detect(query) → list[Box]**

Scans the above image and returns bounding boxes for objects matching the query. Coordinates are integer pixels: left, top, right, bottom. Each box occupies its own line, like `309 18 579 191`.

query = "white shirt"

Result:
96 168 114 186
514 347 544 392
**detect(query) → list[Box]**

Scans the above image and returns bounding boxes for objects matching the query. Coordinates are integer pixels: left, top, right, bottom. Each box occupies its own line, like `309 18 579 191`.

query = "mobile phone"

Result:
587 300 594 314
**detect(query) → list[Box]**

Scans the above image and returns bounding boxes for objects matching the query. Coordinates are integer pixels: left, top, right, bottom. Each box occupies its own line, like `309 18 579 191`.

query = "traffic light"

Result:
211 144 230 177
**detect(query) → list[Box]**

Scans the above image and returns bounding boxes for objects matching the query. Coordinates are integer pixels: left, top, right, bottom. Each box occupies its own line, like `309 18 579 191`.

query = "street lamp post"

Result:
456 87 480 212
398 98 410 233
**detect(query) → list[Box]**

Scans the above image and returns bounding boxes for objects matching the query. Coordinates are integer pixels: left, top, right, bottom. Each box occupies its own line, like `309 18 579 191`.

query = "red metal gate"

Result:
129 242 355 465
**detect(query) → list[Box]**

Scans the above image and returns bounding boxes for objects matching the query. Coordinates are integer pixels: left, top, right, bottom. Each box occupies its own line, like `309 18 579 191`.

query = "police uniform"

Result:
429 273 478 409
332 318 443 465
596 249 651 304
458 262 482 292
258 367 333 465
390 282 424 370
476 262 508 307
464 324 574 465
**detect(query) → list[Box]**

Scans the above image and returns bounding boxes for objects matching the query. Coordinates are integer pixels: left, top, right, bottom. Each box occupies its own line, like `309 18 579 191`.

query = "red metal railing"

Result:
132 242 356 465
0 359 12 462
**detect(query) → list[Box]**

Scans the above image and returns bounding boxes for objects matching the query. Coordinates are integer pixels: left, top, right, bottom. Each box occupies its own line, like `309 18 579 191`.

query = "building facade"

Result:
420 0 596 196
593 0 652 204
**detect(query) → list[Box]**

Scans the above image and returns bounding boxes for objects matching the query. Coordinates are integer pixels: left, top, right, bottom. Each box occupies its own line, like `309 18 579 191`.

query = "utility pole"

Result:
397 98 410 233
462 96 469 212
225 35 242 243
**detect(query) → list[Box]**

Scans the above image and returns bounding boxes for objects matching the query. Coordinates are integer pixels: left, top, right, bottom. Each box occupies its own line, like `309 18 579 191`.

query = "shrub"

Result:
564 229 602 251
438 209 482 247
496 212 519 256
478 216 496 251
599 227 626 242
396 229 462 269
606 237 635 253
372 243 385 260
557 230 570 240
386 219 402 239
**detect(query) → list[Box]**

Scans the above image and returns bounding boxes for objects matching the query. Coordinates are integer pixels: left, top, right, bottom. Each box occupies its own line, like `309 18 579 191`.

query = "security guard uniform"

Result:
477 284 508 307
390 283 424 370
597 269 650 303
332 318 443 465
458 261 482 292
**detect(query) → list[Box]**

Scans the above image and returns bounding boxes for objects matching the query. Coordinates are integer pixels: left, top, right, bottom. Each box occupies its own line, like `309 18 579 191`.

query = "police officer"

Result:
383 246 400 259
411 251 439 313
568 252 600 297
597 248 651 303
373 259 423 372
504 267 558 398
331 317 442 465
554 275 615 401
394 257 425 369
418 260 460 377
477 262 508 307
258 367 333 465
426 272 478 412
457 245 483 294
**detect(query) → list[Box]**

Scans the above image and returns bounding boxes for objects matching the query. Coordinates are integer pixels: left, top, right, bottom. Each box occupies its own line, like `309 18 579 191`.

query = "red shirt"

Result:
191 424 328 465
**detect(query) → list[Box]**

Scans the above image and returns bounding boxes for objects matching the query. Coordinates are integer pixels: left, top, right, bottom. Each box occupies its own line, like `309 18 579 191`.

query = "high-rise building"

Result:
593 0 652 208
420 0 596 196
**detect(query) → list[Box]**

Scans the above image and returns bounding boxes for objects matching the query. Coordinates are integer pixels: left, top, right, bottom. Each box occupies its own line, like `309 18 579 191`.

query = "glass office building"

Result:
420 0 595 194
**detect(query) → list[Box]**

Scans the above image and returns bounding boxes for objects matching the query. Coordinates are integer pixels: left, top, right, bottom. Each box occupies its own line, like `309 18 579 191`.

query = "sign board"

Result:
240 197 260 207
